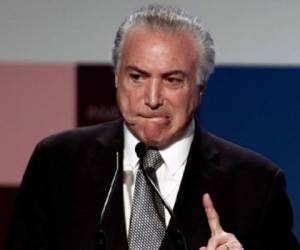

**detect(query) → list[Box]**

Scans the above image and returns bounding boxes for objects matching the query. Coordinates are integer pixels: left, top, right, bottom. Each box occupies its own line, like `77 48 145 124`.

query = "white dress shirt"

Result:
123 121 195 234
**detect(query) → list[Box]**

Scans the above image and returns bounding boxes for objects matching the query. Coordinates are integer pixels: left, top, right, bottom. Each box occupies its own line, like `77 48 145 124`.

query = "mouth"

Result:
139 114 170 124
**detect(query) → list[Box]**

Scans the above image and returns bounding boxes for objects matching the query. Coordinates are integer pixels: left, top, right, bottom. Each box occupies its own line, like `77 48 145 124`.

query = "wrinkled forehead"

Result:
124 23 198 49
122 25 199 63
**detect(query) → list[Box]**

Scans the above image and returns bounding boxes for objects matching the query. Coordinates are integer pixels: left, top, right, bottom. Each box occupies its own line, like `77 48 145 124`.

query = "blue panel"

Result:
199 66 300 239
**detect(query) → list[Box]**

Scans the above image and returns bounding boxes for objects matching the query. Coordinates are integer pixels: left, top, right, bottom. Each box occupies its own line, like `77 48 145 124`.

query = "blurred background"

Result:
1 0 299 248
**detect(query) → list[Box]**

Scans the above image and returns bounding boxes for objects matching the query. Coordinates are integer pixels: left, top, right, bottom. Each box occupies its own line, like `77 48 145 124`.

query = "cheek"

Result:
117 87 140 115
168 94 199 127
117 87 129 113
170 91 198 113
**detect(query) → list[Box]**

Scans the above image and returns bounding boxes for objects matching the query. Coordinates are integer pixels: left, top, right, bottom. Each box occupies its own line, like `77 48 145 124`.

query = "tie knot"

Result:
144 148 164 172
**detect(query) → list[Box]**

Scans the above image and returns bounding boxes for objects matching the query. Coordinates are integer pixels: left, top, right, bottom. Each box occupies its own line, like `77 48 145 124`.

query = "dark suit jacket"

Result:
6 119 299 250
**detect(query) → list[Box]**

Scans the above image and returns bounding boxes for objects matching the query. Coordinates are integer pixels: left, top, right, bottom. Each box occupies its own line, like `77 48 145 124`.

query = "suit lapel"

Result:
162 128 222 249
86 120 128 250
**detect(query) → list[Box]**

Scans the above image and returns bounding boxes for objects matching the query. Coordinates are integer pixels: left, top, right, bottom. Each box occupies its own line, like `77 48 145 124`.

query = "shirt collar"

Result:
160 121 194 175
124 125 140 170
123 120 195 174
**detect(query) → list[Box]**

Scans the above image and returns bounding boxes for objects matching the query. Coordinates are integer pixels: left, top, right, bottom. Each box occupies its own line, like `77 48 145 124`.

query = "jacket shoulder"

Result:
201 130 282 176
37 119 123 150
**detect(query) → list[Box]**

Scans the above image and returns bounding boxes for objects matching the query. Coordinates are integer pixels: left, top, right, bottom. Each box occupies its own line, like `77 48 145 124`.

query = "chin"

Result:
143 136 171 149
138 135 161 146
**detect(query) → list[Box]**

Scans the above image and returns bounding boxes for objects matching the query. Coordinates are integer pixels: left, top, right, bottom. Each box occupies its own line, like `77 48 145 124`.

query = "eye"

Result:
165 77 184 87
129 72 142 81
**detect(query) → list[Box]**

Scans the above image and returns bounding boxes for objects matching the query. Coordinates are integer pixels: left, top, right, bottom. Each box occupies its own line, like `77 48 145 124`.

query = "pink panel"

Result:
0 63 76 185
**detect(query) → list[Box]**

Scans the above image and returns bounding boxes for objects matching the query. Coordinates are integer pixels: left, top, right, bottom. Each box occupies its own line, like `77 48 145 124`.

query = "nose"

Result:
144 79 163 109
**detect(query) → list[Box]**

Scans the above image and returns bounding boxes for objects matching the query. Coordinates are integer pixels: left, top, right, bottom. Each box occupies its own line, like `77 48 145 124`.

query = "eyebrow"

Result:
127 65 187 78
127 66 149 76
162 70 187 78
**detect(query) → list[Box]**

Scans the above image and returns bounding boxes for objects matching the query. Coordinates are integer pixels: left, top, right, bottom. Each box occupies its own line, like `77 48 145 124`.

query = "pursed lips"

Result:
139 114 170 124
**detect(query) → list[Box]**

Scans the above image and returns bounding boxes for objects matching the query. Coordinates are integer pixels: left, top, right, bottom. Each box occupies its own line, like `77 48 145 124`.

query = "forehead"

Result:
120 25 198 73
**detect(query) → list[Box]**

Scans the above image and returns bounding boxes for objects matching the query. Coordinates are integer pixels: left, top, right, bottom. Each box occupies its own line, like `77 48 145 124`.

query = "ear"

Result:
195 81 206 106
200 81 206 94
115 74 118 88
198 81 206 97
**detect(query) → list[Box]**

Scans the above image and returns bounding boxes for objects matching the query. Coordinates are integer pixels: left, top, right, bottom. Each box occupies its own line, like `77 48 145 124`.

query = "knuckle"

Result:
227 233 236 239
208 236 217 245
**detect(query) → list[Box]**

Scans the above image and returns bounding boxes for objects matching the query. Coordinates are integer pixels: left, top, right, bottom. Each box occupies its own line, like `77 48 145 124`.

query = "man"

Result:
6 4 299 250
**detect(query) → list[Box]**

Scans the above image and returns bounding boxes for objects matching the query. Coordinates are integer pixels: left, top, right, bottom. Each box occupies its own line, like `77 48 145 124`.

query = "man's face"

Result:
115 25 205 148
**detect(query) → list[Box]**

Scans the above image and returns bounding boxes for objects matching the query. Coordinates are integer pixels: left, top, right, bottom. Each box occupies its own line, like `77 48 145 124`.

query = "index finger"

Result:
202 193 223 236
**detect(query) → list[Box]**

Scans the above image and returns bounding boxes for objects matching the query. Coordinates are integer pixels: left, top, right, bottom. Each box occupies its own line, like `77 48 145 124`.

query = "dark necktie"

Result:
128 148 166 249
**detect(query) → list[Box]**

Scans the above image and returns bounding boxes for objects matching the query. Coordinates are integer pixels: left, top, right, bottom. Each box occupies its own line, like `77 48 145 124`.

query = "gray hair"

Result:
112 4 215 83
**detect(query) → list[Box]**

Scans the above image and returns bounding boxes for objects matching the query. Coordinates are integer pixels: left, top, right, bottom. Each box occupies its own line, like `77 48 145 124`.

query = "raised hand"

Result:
199 193 244 250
